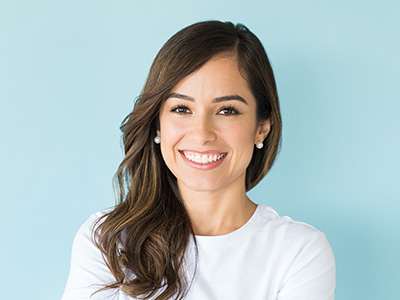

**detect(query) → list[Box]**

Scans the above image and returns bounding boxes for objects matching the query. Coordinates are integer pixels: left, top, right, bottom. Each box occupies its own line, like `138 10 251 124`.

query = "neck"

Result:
178 178 257 236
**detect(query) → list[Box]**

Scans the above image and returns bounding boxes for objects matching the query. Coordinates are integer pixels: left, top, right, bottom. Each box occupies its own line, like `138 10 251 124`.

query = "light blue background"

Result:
1 1 399 299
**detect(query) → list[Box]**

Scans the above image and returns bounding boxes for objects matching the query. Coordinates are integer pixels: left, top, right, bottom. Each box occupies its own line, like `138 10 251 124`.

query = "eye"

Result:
170 105 192 114
218 105 240 116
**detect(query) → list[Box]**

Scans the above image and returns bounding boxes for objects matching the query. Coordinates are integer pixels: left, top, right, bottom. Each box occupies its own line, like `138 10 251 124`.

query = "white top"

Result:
62 204 335 300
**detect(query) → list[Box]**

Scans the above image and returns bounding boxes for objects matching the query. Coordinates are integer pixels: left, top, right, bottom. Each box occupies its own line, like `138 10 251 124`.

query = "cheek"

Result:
220 122 257 166
159 118 183 158
220 122 257 147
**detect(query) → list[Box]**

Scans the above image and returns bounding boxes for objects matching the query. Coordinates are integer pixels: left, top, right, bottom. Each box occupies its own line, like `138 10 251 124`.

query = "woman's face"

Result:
158 54 270 194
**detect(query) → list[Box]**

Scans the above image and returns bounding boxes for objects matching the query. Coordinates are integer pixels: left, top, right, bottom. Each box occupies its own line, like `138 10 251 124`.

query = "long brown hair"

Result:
94 20 282 300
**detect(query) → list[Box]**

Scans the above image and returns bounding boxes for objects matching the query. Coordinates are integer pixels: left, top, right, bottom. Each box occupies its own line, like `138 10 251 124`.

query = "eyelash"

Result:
218 105 240 116
170 105 241 116
170 105 191 114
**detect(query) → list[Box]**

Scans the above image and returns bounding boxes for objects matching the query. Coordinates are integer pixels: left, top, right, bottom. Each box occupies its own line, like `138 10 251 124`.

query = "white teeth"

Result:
183 152 226 164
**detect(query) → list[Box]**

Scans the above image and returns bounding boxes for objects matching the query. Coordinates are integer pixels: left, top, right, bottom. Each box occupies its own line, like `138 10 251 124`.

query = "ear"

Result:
254 118 271 144
156 129 161 137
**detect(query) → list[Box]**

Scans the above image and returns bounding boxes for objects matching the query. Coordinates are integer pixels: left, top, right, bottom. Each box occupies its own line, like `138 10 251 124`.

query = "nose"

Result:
188 112 217 144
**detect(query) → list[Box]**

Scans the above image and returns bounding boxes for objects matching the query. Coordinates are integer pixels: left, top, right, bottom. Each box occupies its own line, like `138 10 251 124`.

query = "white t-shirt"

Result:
62 204 335 300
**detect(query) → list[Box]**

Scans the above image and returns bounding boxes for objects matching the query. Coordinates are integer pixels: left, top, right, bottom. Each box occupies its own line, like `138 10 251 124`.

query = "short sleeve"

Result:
277 231 336 300
61 213 119 300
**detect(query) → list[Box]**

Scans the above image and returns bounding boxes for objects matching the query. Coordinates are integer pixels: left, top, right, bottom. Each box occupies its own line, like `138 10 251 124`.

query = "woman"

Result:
62 20 335 300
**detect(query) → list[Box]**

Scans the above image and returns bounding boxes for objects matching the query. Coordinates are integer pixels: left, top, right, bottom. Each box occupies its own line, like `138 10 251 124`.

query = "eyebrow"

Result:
167 92 248 104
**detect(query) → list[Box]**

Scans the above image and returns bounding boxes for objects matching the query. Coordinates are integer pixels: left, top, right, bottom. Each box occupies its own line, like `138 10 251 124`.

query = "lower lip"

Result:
179 152 227 170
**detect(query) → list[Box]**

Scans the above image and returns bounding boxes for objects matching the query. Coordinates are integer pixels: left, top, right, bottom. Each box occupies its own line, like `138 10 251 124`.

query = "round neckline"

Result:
191 204 262 247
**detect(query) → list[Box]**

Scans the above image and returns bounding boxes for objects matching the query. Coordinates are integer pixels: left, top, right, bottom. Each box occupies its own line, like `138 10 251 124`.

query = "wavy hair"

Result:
94 20 282 300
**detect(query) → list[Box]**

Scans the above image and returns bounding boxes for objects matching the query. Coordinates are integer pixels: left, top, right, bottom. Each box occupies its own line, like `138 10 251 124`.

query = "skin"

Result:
158 54 271 236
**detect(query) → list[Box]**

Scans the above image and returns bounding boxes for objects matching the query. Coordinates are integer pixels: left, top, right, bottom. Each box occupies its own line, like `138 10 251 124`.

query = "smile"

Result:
182 151 227 164
179 150 228 170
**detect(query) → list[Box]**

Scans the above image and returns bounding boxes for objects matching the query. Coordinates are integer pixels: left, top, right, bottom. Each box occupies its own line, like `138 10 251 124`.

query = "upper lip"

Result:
179 150 227 155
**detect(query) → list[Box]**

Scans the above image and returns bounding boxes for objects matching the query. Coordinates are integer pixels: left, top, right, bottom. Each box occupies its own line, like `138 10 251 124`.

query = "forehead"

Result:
169 54 254 104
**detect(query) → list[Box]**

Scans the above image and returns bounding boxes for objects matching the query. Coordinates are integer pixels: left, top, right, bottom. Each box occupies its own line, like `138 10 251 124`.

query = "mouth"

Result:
179 150 227 166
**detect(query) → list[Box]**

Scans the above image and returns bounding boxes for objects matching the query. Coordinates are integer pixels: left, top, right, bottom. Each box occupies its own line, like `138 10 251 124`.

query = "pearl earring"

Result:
154 136 161 144
256 141 263 149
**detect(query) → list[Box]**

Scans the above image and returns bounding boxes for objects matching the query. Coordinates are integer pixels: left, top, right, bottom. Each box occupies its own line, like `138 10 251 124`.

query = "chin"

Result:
178 178 226 193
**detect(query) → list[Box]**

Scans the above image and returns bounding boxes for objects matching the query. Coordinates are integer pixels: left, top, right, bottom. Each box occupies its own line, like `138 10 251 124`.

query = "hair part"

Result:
94 20 282 300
